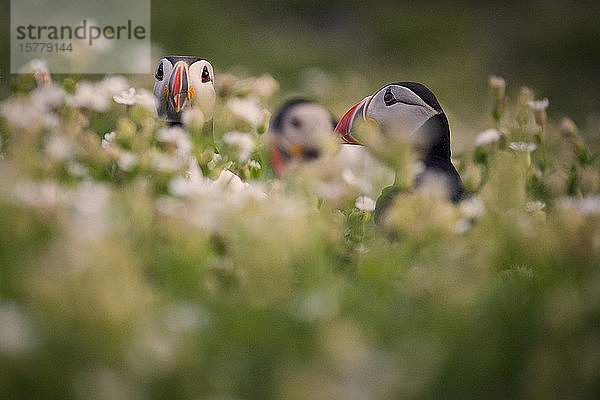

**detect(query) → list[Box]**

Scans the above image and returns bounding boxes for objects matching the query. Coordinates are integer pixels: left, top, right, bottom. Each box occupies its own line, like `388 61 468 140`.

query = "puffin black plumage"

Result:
153 56 215 129
268 99 337 177
334 82 464 220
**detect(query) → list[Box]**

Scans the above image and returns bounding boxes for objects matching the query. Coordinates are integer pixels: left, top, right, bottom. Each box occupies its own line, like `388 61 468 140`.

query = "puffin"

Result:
334 82 464 221
153 56 215 131
268 99 337 177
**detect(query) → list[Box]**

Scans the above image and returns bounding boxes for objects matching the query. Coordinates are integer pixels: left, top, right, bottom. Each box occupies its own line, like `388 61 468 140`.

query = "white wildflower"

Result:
248 159 261 170
454 218 472 234
27 59 49 74
152 153 186 173
66 161 89 177
118 150 138 171
251 74 279 100
113 87 137 105
69 76 129 111
355 196 376 212
45 134 73 161
312 181 348 202
31 84 66 111
213 72 237 96
168 159 209 197
185 157 203 182
227 97 263 127
14 179 65 208
460 196 486 219
528 98 549 112
528 98 549 126
96 76 130 98
559 117 577 138
489 75 506 96
223 131 256 162
134 88 157 112
207 153 222 170
168 166 267 206
112 87 154 111
70 82 110 111
337 145 394 196
157 127 192 157
509 142 537 152
213 169 267 200
579 196 600 215
525 201 546 213
213 169 247 193
19 58 51 86
102 131 116 149
167 177 198 198
181 107 206 129
557 196 600 216
157 126 183 144
72 181 110 217
475 128 501 146
1 98 46 132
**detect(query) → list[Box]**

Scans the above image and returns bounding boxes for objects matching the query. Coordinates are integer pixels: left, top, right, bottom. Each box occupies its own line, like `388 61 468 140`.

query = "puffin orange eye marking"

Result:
164 86 169 99
289 144 303 157
188 86 196 100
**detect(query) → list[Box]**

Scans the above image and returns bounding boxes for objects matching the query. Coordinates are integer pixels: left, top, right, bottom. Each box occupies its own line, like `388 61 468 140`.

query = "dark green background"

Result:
1 1 599 133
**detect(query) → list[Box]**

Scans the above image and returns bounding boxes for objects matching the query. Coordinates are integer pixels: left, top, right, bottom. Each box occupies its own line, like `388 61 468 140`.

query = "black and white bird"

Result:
334 82 464 219
268 99 337 177
153 56 215 128
268 99 395 197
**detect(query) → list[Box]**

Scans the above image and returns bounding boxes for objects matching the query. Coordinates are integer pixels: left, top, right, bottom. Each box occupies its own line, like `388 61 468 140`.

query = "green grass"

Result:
0 70 599 400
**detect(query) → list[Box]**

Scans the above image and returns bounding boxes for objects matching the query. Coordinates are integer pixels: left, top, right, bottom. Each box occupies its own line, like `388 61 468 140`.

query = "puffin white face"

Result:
366 85 440 137
277 103 334 149
187 60 216 118
334 83 443 145
269 100 336 177
153 56 216 123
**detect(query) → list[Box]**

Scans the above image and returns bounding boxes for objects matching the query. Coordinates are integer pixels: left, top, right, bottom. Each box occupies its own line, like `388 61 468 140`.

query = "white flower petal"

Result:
509 142 537 152
355 196 376 212
475 129 501 147
223 131 255 162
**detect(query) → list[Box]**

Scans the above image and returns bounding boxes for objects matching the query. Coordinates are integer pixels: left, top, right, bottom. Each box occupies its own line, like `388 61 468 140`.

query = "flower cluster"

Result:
0 71 599 400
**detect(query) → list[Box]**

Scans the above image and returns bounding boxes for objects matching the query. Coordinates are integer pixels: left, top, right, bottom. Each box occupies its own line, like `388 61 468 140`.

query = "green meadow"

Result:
1 1 599 399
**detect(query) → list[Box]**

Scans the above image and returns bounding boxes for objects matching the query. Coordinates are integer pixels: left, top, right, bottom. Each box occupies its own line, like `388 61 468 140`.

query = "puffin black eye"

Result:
201 66 211 83
155 62 164 81
384 88 397 106
290 117 302 128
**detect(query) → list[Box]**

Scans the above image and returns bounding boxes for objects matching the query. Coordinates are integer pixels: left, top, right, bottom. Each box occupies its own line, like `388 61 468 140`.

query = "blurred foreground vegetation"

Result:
1 0 599 144
1 66 599 399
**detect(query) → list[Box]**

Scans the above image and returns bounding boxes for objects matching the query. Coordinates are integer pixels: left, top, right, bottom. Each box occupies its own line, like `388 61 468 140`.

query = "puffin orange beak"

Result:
270 142 288 177
334 96 371 145
168 61 190 113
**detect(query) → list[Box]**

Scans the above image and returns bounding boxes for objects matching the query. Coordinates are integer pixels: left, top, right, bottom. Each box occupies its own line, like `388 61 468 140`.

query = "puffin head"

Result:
334 82 450 161
153 56 216 124
269 99 337 177
335 82 464 203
